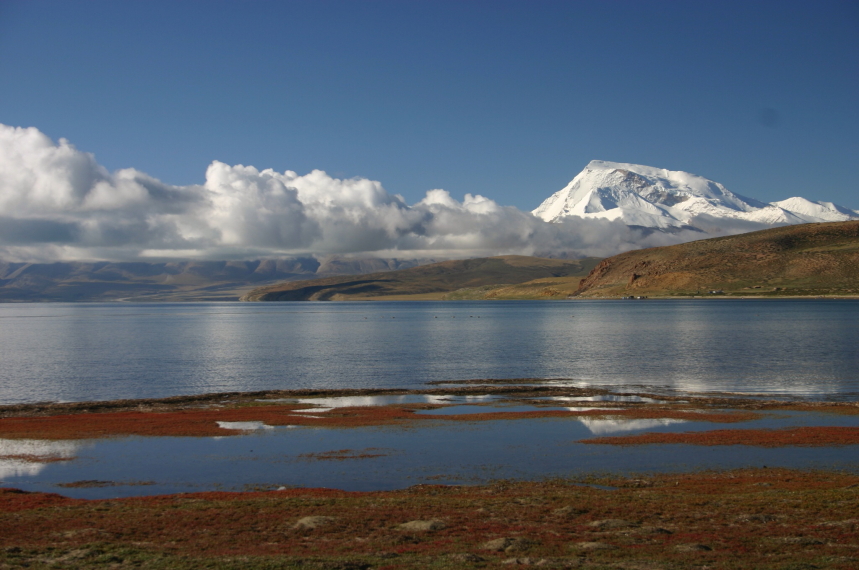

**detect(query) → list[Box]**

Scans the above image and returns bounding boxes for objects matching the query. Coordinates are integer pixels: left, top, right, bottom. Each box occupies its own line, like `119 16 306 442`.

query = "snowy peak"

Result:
581 161 754 208
533 161 858 230
771 197 859 222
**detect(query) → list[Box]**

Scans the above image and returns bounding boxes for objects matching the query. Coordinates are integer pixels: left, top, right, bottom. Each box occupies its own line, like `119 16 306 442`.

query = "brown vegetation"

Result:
574 220 859 297
0 403 758 440
3 385 856 441
1 468 857 569
580 426 859 447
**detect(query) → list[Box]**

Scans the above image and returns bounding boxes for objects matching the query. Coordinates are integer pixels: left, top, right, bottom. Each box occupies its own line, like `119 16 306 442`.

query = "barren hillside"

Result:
242 256 600 301
574 221 859 298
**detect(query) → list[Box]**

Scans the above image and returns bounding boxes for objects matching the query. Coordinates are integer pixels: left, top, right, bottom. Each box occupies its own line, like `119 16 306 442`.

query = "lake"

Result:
1 299 857 404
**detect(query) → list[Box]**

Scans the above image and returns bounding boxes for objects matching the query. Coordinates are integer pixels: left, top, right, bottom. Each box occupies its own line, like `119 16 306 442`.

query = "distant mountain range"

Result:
240 256 600 301
0 256 430 302
242 221 859 301
534 160 859 231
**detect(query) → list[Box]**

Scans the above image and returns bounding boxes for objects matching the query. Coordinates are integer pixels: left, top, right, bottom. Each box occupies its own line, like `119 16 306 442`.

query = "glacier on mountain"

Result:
533 160 858 230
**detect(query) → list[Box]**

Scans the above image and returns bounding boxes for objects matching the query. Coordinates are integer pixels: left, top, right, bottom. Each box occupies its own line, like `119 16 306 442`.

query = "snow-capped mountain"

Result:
533 160 858 230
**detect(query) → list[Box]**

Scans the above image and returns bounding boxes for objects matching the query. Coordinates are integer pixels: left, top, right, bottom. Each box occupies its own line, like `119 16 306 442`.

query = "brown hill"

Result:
574 221 859 298
241 255 600 301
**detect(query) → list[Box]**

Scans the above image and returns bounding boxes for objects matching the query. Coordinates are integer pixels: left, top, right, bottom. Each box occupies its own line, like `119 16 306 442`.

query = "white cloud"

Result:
0 124 767 262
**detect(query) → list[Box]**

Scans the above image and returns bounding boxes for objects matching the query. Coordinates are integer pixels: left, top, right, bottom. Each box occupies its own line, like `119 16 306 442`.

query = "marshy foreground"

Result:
1 383 858 569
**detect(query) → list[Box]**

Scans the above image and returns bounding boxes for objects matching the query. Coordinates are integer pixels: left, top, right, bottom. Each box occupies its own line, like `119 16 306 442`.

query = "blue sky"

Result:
1 0 856 211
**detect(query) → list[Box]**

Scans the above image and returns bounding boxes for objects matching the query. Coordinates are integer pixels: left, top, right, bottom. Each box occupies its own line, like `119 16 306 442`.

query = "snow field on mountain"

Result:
534 160 858 231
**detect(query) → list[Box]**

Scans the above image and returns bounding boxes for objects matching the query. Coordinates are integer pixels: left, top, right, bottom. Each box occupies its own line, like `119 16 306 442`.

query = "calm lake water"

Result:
1 299 858 404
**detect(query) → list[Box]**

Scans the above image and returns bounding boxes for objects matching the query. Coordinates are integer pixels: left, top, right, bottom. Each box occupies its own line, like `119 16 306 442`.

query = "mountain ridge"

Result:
534 160 858 230
0 256 434 302
241 255 601 301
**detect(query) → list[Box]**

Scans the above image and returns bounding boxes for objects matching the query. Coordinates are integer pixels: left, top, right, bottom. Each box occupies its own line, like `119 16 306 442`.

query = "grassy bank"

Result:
2 468 858 569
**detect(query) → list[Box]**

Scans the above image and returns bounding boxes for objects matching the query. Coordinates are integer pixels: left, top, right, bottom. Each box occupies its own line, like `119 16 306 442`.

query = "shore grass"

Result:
2 468 858 569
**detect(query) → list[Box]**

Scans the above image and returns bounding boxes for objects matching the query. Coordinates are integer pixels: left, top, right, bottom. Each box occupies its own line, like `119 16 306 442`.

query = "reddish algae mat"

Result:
580 426 859 447
0 404 761 440
1 468 858 569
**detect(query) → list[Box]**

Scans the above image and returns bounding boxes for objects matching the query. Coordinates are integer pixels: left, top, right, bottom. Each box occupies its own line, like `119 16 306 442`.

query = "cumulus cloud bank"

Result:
0 124 758 262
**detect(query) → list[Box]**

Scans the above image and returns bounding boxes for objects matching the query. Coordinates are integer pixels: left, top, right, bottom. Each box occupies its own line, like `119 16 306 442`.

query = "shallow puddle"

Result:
1 405 857 500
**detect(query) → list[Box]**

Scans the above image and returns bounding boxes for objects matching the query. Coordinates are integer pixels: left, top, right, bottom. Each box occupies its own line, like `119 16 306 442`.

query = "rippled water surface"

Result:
0 299 857 404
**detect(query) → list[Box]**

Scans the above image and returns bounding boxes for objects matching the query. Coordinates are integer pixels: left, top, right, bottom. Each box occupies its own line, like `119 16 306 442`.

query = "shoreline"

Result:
1 384 856 443
4 383 858 419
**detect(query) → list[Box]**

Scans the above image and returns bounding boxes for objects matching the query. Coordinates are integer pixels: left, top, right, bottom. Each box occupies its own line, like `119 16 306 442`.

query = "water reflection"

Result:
1 300 857 403
216 421 274 431
577 418 687 435
545 395 664 403
0 439 85 478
